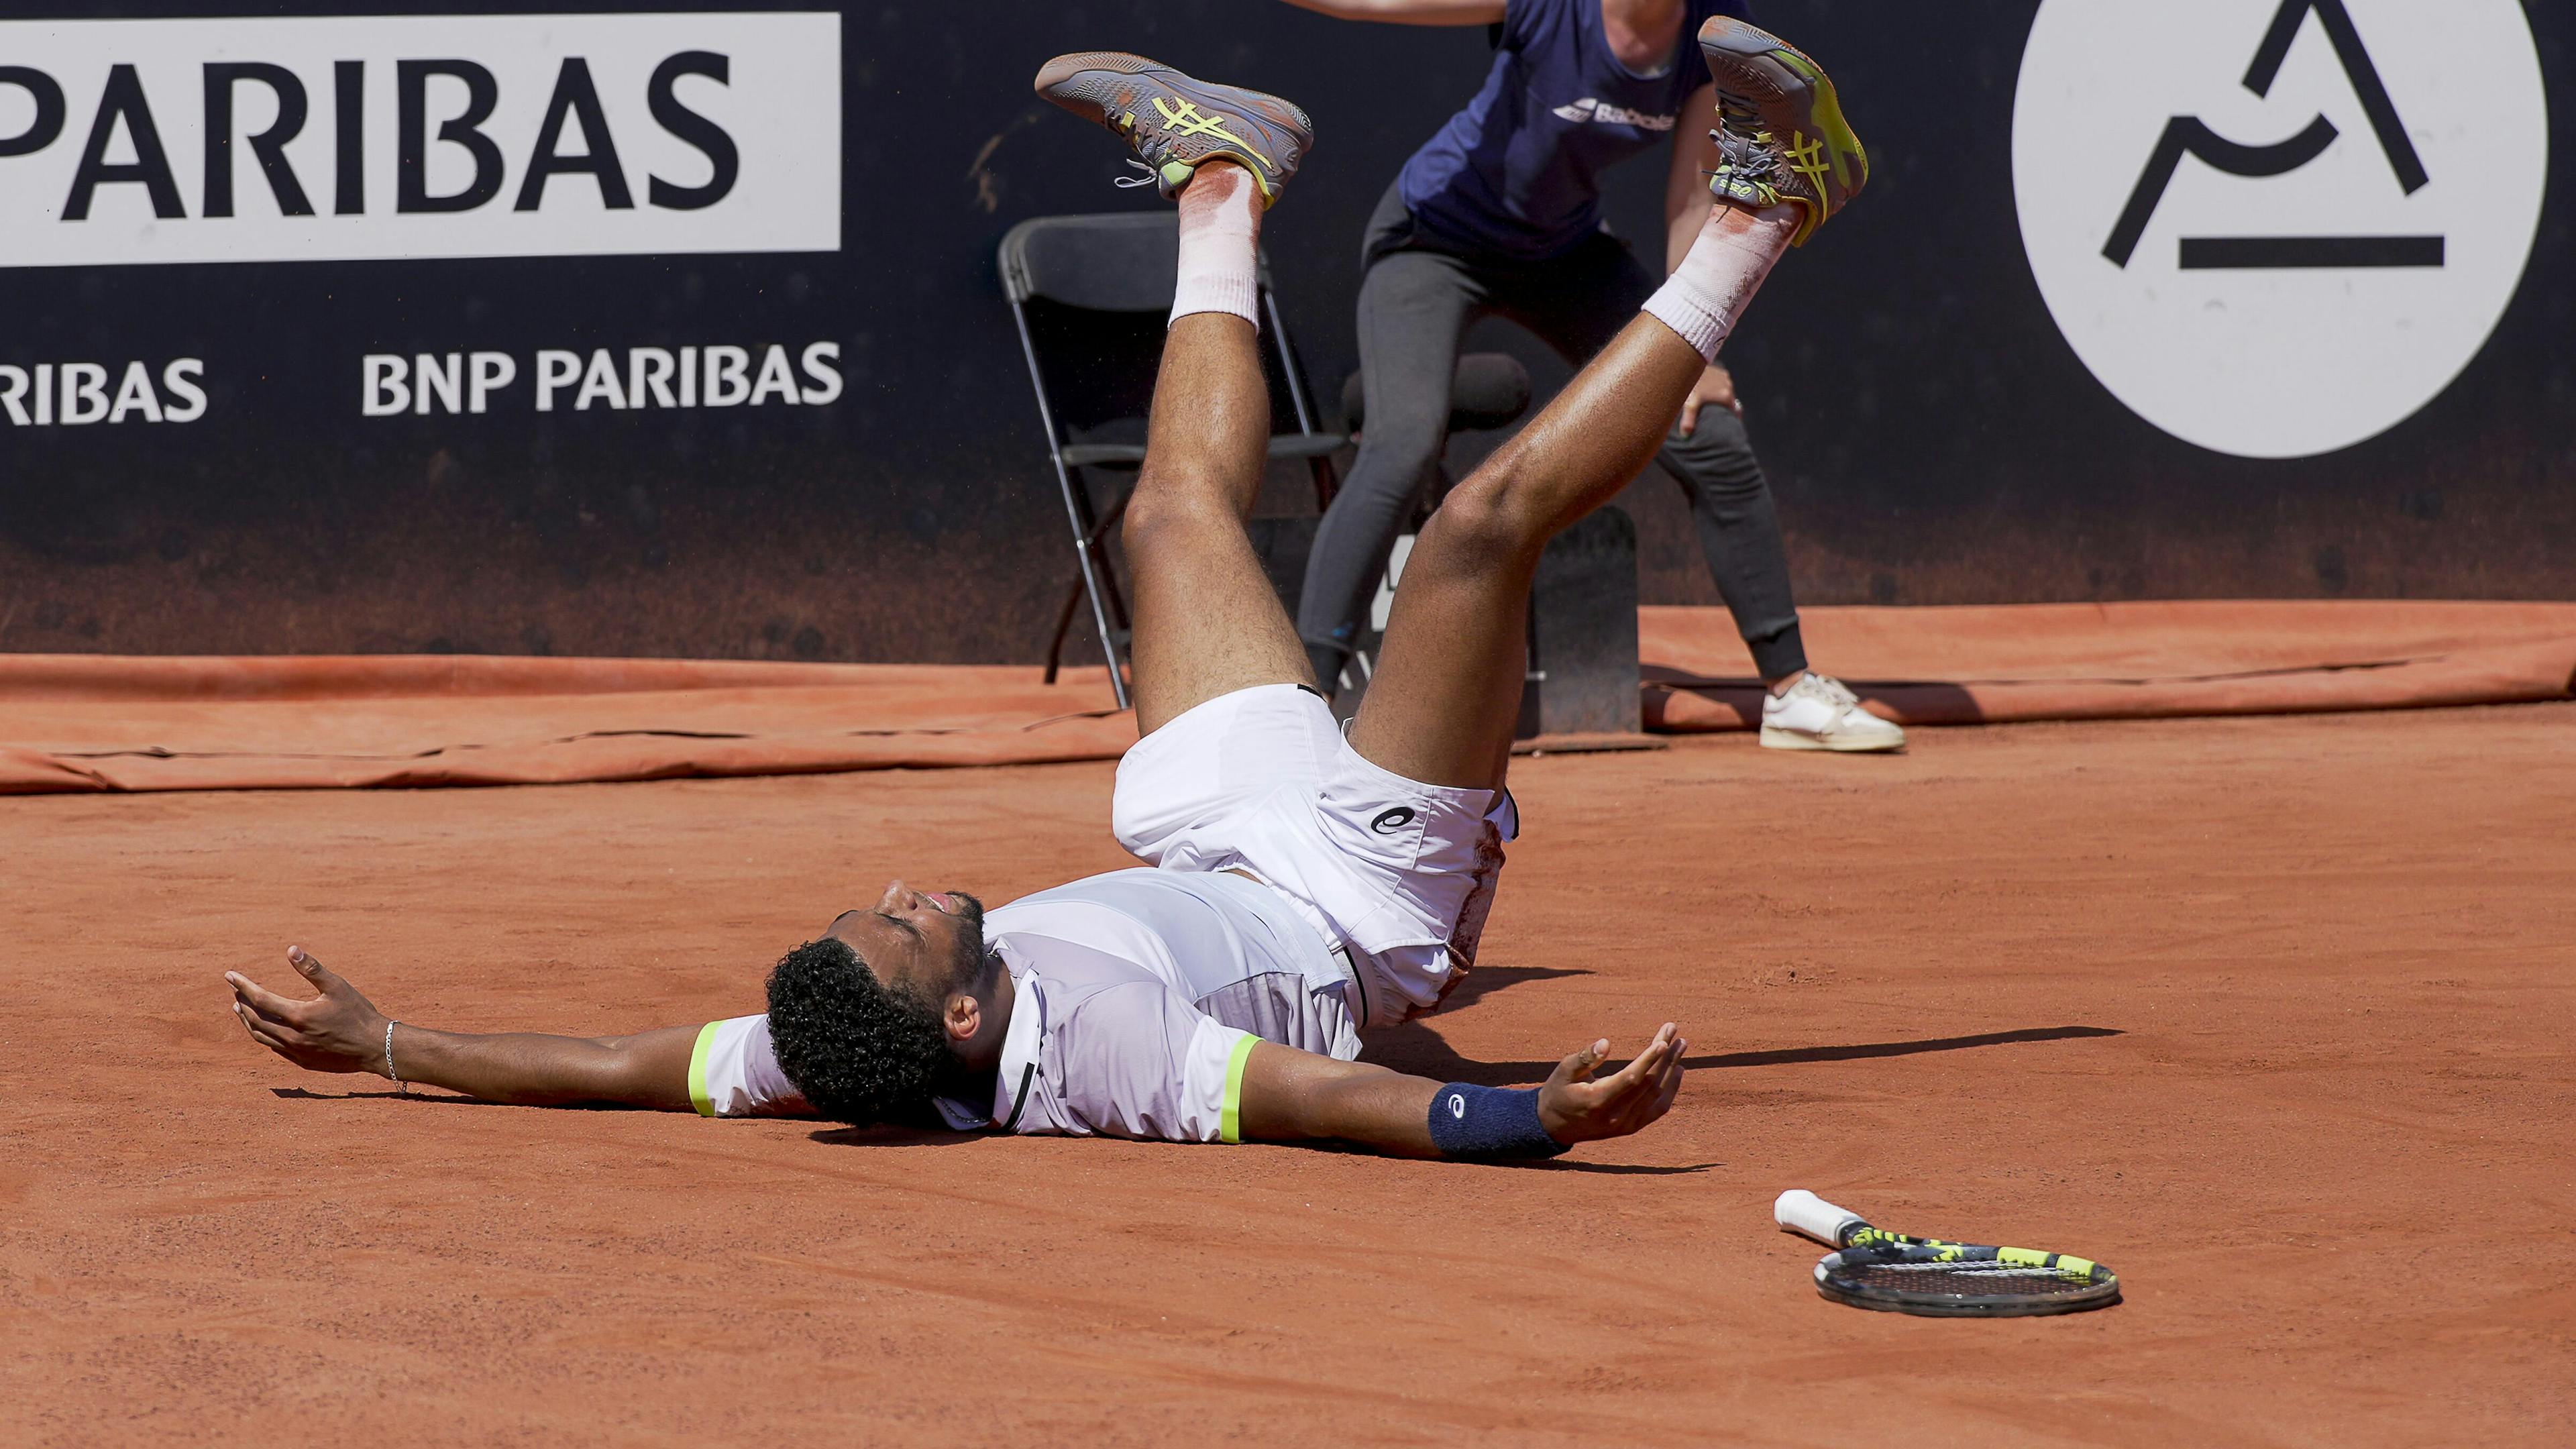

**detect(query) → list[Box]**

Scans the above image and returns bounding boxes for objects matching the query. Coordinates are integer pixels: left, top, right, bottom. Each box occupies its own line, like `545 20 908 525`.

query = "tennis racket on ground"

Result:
1774 1189 2121 1318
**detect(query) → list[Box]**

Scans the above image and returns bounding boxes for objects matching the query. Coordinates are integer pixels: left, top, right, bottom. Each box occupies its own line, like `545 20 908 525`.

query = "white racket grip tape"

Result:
1775 1189 1868 1247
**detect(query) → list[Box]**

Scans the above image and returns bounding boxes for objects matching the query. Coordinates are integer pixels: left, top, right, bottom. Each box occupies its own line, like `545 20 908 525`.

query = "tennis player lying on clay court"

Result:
230 27 1866 1161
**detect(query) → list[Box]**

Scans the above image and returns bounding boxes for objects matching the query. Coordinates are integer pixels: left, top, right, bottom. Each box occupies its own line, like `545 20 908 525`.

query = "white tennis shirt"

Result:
688 868 1362 1142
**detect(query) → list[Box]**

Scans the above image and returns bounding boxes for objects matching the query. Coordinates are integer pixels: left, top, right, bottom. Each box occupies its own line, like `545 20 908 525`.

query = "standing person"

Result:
227 23 1868 1155
1279 0 1902 751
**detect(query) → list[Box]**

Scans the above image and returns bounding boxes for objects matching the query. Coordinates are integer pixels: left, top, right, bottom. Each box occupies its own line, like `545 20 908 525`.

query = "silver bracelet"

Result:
384 1019 407 1092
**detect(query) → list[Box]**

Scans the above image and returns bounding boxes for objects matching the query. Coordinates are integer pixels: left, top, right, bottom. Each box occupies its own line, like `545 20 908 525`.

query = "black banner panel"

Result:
1 1 2567 661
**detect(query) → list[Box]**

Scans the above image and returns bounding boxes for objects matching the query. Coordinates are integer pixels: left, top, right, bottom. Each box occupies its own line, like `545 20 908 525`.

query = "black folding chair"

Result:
999 211 1344 708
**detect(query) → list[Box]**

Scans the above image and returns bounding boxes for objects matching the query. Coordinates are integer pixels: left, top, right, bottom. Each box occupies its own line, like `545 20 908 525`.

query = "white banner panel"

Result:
0 12 840 266
2013 0 2546 459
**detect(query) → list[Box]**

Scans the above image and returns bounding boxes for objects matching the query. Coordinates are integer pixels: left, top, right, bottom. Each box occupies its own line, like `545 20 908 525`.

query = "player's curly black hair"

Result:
764 938 952 1126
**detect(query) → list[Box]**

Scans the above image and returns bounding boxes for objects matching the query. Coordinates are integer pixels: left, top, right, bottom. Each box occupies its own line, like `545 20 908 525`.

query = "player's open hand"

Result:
1536 1022 1687 1144
225 948 391 1077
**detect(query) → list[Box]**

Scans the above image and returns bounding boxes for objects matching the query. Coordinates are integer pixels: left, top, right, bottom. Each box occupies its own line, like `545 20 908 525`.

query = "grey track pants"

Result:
1297 182 1809 686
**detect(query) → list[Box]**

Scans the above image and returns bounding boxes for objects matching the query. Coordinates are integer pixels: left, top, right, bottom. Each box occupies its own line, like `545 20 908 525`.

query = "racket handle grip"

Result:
1775 1189 1867 1247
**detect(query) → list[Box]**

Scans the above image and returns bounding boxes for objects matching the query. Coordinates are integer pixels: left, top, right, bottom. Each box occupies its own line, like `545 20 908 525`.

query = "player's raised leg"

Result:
1123 186 1311 738
1033 54 1318 736
1349 229 1767 788
1354 17 1868 788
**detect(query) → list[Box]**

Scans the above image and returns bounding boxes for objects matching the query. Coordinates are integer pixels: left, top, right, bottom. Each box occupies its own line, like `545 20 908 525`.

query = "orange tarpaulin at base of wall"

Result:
1641 600 2576 732
0 657 1138 794
4 601 2571 794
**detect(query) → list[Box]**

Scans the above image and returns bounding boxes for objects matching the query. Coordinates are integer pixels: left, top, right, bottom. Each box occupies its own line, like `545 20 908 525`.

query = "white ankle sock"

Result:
1170 164 1262 329
1642 206 1796 362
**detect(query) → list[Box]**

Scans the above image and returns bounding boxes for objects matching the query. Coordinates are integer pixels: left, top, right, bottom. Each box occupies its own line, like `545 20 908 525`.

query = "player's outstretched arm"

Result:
226 947 700 1111
1235 1023 1686 1159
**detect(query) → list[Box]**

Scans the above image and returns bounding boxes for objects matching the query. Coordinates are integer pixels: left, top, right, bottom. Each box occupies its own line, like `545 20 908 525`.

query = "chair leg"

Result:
1055 460 1128 710
1086 495 1138 706
1044 574 1086 686
1075 534 1130 710
1091 492 1134 640
1042 483 1134 687
1035 449 1128 707
1057 480 1135 707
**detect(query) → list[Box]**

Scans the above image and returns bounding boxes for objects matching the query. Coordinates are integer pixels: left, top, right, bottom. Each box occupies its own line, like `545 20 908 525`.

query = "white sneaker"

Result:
1760 672 1906 753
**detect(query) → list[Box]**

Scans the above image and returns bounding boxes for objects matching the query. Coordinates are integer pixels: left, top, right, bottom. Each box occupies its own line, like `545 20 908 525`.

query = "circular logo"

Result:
1370 806 1416 835
2012 0 2548 459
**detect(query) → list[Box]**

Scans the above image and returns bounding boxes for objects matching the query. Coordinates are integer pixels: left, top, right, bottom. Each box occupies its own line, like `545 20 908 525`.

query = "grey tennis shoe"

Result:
1697 16 1868 246
1033 52 1312 208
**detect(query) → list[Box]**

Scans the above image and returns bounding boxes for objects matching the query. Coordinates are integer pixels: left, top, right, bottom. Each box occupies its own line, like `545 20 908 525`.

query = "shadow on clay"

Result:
270 1086 571 1106
1690 1024 2125 1068
1511 1159 1717 1175
268 1086 985 1145
807 1123 983 1148
1370 1024 2125 1087
1433 963 1591 1010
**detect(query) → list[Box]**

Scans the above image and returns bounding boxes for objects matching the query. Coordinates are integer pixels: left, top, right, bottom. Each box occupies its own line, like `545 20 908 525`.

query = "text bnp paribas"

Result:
0 12 843 427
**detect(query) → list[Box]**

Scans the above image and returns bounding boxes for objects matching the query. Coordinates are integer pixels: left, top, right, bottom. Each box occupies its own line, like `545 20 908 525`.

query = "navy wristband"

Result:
1426 1083 1569 1159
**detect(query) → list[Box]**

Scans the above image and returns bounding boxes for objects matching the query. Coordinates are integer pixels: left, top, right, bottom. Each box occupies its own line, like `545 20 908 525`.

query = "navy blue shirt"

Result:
1397 0 1748 261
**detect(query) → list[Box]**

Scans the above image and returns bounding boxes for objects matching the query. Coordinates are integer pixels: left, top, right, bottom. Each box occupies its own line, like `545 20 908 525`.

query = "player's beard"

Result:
943 892 991 989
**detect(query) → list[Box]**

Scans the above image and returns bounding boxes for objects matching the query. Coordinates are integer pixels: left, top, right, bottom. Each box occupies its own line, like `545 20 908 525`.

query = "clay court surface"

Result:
5 702 2570 1446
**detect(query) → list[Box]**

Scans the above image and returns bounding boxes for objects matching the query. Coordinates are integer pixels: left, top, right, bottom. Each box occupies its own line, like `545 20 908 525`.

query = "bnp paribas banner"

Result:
0 3 2567 663
0 10 841 431
0 13 839 266
0 5 945 665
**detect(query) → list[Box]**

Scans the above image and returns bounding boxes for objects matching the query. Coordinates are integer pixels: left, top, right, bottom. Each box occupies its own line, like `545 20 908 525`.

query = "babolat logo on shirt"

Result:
0 13 840 268
1548 98 1675 132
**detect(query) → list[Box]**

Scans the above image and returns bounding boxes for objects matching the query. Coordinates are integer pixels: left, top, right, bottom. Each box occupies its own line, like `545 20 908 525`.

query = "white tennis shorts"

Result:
1112 683 1517 1028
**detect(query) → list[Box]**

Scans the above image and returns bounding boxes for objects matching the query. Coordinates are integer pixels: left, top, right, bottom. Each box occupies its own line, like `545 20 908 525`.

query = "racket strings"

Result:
1834 1260 2106 1295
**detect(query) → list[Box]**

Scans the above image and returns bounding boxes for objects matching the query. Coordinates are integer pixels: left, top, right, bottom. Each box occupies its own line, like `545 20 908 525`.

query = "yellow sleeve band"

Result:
1218 1033 1259 1144
686 1020 720 1118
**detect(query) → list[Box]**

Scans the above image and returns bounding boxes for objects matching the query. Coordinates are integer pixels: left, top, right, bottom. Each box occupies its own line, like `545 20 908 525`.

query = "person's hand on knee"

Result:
1678 362 1741 436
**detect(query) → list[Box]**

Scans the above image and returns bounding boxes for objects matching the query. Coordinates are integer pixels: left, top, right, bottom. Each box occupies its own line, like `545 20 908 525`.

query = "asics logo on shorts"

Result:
1371 807 1415 835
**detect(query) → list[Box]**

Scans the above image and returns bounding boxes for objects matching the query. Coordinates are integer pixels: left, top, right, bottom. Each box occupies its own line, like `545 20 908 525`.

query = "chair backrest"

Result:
1000 211 1316 444
999 212 1277 312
